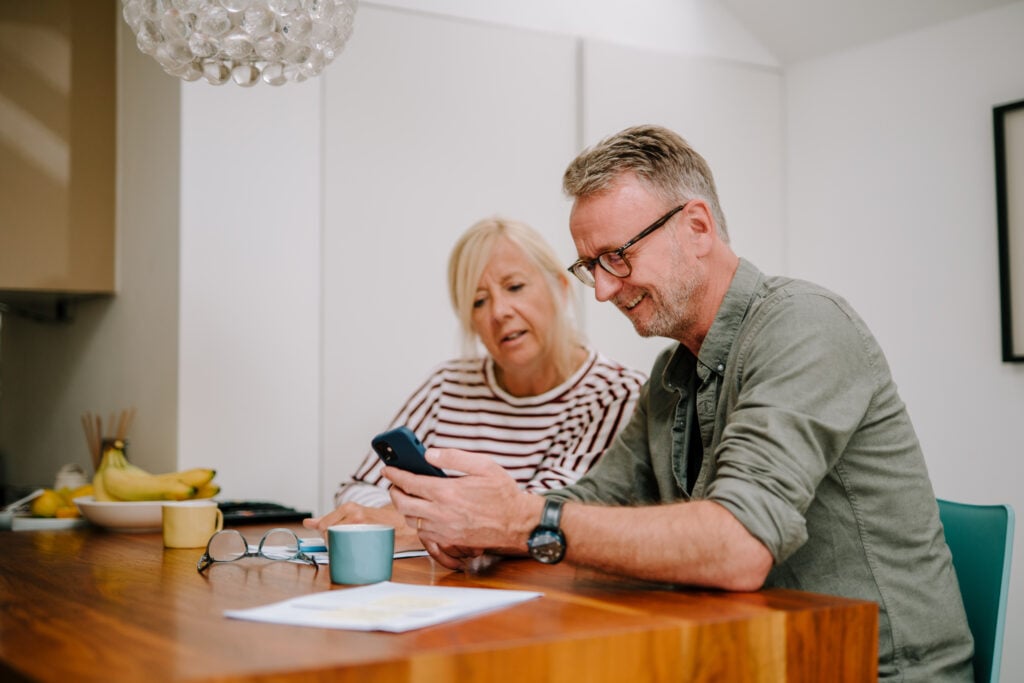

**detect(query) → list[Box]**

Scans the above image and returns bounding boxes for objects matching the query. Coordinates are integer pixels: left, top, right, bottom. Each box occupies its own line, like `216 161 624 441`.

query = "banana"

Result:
92 469 112 501
102 466 196 501
156 468 216 489
97 448 196 501
92 446 214 501
192 482 221 499
93 449 116 501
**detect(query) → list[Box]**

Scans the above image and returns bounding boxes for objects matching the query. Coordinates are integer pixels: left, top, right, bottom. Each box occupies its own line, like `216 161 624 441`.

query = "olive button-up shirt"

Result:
551 258 973 681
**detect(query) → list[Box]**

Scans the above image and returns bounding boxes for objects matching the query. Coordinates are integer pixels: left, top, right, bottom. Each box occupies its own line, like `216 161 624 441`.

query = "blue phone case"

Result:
371 426 447 477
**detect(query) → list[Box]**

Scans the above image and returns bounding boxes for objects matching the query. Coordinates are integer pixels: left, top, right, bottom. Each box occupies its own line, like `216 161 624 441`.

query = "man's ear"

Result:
684 200 717 256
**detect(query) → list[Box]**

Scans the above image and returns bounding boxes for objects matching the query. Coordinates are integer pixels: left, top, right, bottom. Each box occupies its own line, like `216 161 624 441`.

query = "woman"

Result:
305 217 646 550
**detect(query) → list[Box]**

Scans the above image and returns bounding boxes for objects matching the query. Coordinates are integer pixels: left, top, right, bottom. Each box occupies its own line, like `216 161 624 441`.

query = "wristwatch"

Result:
527 498 567 564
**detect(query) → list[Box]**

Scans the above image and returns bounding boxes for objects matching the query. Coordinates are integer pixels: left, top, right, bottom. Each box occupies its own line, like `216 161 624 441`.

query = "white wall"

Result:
370 0 777 67
319 6 578 510
579 40 784 373
177 79 323 510
785 3 1024 678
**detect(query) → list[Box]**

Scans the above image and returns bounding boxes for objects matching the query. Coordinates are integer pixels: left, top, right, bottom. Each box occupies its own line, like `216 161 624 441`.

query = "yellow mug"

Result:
162 500 223 549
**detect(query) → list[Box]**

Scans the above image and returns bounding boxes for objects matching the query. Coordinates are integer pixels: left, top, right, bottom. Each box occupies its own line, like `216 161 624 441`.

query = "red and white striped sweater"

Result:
336 349 647 507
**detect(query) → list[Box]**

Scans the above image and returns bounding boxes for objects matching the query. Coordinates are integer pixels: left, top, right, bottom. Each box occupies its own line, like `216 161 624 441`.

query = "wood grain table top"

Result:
0 523 877 682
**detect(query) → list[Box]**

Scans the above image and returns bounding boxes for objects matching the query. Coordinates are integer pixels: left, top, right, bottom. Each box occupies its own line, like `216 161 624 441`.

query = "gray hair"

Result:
563 124 729 242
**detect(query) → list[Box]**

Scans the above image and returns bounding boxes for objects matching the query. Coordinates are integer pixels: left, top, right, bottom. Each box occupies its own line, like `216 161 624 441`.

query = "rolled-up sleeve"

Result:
706 291 879 563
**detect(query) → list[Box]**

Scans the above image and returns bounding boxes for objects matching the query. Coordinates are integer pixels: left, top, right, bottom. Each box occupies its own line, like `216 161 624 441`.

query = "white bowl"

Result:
74 496 164 533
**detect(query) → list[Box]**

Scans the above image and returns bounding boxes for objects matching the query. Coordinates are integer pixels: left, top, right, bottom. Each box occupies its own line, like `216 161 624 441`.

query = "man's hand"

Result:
302 502 423 552
384 448 544 569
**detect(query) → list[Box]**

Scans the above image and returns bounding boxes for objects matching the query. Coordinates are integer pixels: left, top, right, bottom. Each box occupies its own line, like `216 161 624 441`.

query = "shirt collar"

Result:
663 258 764 385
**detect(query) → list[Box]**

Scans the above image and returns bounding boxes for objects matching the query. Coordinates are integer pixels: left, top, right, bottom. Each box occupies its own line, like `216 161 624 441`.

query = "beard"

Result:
627 265 705 340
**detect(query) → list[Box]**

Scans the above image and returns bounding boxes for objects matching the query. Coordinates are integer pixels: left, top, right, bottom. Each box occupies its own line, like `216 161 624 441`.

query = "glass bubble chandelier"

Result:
121 0 357 86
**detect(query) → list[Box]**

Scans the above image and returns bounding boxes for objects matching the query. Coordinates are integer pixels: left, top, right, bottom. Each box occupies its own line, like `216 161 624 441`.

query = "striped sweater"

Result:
336 349 647 507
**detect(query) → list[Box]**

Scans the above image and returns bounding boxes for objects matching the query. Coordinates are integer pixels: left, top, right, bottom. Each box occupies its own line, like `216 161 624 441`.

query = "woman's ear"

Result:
556 271 573 300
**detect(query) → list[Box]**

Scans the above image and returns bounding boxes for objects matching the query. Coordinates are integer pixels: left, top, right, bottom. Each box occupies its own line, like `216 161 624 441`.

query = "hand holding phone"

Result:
372 426 447 477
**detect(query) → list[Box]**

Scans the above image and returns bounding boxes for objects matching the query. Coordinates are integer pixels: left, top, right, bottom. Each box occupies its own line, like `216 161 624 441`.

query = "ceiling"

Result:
719 0 1021 64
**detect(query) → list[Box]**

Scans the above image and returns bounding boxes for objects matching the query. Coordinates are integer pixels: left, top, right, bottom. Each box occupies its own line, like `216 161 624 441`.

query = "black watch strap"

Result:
528 498 567 564
539 497 564 529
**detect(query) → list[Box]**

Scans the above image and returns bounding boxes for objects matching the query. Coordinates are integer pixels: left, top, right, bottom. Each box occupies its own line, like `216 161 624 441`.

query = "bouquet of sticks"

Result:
80 408 135 472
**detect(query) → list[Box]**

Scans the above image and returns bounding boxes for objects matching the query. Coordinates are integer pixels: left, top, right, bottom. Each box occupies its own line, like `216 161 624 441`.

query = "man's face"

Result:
569 175 706 341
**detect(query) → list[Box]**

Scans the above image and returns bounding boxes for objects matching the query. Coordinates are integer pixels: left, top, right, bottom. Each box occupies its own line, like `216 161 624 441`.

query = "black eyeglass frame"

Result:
567 202 689 287
196 527 319 573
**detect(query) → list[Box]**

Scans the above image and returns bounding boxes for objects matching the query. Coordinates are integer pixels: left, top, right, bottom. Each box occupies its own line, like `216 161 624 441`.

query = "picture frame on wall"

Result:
994 98 1024 362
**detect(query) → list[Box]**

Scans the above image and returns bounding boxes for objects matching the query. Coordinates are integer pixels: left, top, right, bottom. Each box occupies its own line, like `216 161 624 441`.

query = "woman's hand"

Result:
302 502 423 552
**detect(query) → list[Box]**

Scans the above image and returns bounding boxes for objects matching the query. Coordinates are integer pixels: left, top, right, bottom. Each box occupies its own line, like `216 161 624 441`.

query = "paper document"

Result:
256 542 430 564
223 581 542 632
392 549 430 559
299 549 427 564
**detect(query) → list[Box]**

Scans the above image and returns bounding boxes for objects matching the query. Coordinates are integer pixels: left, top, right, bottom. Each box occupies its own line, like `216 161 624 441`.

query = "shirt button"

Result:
717 363 724 372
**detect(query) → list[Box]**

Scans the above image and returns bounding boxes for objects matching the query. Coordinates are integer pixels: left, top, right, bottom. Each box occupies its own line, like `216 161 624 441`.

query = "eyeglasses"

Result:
196 528 319 573
567 203 688 287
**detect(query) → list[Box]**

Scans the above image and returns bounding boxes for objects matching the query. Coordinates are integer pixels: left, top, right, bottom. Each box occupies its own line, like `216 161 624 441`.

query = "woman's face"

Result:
470 237 561 379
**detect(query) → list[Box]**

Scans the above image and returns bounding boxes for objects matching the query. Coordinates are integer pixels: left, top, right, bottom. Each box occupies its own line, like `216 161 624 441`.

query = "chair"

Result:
937 499 1015 683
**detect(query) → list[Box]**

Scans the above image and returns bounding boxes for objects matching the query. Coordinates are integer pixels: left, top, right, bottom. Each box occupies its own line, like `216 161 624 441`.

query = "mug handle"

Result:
213 508 224 532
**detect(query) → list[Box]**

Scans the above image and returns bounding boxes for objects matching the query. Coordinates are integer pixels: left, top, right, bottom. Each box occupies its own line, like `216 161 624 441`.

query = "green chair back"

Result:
937 499 1015 683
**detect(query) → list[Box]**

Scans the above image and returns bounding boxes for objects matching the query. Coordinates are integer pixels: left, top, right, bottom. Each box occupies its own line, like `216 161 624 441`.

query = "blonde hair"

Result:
447 217 583 376
563 124 729 242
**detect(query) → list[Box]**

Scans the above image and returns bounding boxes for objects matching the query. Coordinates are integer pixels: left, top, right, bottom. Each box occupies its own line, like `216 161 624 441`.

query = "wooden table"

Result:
0 524 877 682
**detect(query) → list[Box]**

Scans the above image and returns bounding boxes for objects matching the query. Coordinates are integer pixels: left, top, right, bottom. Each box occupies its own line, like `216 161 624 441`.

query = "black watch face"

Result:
528 528 565 564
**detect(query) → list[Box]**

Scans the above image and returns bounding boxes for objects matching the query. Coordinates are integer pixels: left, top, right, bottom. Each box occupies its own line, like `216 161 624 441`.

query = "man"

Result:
385 125 974 680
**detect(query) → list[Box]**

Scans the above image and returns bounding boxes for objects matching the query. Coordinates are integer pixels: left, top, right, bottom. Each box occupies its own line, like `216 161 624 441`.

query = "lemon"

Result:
31 489 64 518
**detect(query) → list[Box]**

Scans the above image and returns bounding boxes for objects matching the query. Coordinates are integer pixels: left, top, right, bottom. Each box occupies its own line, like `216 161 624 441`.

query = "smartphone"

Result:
371 426 447 477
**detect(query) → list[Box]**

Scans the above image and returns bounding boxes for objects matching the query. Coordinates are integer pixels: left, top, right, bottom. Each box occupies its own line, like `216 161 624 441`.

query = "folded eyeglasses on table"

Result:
197 527 319 573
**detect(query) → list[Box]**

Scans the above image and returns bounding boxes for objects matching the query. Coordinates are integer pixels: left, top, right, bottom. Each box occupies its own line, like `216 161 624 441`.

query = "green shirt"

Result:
551 258 973 681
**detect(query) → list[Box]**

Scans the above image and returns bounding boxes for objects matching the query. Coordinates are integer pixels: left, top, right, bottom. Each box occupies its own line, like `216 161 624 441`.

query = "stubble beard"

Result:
629 267 705 340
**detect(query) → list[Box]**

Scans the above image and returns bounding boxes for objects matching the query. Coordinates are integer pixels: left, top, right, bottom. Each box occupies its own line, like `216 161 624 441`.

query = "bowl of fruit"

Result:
73 496 166 532
75 442 219 532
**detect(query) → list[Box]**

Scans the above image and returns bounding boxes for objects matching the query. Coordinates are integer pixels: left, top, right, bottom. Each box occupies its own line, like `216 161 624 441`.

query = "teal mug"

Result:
327 524 395 584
